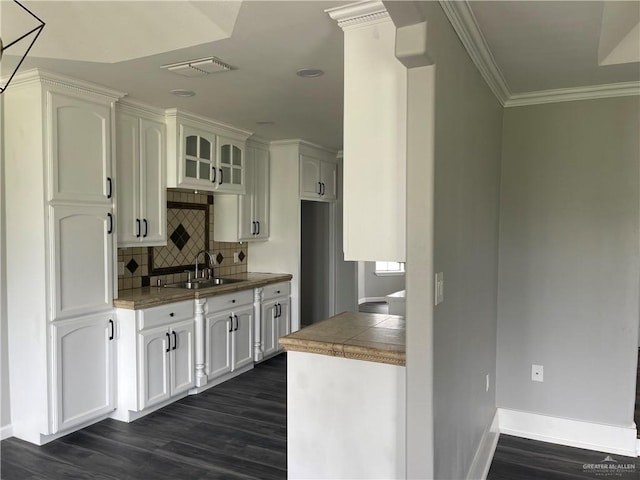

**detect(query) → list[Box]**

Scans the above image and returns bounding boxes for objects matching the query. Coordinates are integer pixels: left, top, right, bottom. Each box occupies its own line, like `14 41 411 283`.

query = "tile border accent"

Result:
148 201 209 276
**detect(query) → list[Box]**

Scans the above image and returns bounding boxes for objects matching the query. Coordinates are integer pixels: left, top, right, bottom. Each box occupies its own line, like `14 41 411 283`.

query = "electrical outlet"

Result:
118 261 125 276
435 272 444 305
532 364 544 382
485 374 490 392
233 252 239 263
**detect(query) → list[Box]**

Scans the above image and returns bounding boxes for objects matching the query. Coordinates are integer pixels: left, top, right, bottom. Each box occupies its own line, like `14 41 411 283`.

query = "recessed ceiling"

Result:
467 1 640 94
1 1 638 150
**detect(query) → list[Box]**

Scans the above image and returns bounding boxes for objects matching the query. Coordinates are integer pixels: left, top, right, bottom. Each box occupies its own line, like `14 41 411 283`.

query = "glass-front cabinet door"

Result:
180 126 216 189
218 137 245 194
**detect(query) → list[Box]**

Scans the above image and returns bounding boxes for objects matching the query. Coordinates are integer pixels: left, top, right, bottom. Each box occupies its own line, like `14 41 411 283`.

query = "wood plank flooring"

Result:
2 351 639 479
1 354 287 480
488 434 639 480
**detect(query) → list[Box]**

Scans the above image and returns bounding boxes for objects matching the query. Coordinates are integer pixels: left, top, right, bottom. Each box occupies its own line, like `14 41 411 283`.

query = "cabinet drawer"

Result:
138 300 193 330
262 282 290 302
206 289 254 314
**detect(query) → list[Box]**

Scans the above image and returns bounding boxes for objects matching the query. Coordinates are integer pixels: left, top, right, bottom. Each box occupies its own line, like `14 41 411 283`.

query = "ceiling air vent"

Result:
161 56 232 77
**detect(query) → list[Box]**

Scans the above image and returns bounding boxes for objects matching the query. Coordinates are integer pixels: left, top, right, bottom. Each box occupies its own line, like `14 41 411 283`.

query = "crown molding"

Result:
165 107 253 140
439 0 510 106
4 68 126 101
505 82 640 107
325 1 389 30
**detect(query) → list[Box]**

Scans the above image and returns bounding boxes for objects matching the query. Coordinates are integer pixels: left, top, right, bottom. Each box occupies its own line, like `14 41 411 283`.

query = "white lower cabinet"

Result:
51 313 116 433
139 318 195 410
258 282 291 361
205 292 254 383
115 300 195 420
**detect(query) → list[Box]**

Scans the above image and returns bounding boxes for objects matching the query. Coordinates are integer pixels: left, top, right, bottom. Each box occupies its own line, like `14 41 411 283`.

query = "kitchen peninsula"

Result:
280 312 406 479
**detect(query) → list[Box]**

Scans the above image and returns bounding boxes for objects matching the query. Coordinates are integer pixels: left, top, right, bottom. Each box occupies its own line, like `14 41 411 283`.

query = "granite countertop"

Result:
279 311 405 366
114 272 292 309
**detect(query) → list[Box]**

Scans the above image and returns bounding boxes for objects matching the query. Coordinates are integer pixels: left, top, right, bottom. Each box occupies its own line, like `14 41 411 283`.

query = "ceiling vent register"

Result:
161 56 232 77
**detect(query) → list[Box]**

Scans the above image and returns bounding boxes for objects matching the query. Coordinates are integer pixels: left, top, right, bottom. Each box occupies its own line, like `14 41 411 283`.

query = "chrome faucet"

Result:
195 250 215 279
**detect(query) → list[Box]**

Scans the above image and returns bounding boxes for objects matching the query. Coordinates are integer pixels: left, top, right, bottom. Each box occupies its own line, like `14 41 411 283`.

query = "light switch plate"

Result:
233 252 239 263
435 272 444 305
118 261 125 276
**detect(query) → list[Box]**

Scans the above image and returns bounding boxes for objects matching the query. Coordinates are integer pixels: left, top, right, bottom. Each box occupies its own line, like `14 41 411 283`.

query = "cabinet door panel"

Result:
51 205 113 320
300 155 321 198
140 118 166 244
170 319 195 396
233 306 254 371
138 326 171 410
49 92 111 203
51 314 114 433
218 139 245 193
179 125 216 189
238 147 255 240
253 148 270 239
116 111 140 244
276 299 291 352
205 313 232 379
261 300 278 358
320 161 337 201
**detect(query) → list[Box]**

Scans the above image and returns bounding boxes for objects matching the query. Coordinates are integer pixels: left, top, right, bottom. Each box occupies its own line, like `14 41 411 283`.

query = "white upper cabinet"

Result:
165 109 251 193
214 139 270 242
116 103 166 246
300 154 337 201
328 3 407 262
48 91 113 204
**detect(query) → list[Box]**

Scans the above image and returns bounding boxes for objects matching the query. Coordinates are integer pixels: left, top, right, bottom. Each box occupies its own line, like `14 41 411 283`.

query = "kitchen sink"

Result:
164 277 243 289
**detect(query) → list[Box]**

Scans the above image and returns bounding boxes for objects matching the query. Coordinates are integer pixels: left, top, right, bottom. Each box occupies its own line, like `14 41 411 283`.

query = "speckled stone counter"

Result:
279 311 405 366
114 272 292 309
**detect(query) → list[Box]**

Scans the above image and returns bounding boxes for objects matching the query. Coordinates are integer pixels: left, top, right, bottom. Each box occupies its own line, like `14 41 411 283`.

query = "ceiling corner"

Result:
439 0 511 106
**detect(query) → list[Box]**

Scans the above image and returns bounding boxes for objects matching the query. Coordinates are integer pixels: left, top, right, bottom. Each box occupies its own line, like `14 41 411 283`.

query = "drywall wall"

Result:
497 96 640 427
407 3 503 479
0 93 11 435
300 201 330 326
358 262 405 302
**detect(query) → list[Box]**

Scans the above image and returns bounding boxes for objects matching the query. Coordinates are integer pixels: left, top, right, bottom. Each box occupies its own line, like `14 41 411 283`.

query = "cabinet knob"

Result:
276 290 280 294
232 299 236 303
169 313 174 317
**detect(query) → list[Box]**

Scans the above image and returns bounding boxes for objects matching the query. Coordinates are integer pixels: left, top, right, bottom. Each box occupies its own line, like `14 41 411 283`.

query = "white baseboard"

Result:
0 423 13 440
358 297 387 304
498 408 638 458
466 410 500 480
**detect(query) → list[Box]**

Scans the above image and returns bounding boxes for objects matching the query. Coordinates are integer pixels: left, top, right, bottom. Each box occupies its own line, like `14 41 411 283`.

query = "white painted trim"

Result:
466 411 500 480
269 139 338 156
164 108 252 140
0 424 13 440
325 1 389 31
439 0 510 105
358 296 387 305
504 82 640 107
498 408 638 458
637 438 640 457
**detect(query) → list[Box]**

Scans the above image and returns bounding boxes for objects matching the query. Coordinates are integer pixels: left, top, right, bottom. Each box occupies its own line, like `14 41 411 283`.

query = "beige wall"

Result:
497 96 640 426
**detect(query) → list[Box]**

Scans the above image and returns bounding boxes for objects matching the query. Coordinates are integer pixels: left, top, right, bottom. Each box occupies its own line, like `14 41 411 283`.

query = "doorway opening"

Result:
300 200 331 327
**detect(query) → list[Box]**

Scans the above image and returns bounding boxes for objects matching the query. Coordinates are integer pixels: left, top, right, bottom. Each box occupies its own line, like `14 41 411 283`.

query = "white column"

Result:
194 297 208 387
253 287 263 362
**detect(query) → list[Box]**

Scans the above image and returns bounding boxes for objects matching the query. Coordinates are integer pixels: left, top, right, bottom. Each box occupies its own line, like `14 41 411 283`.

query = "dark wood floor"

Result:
488 434 639 480
2 351 639 480
1 354 287 480
358 301 389 314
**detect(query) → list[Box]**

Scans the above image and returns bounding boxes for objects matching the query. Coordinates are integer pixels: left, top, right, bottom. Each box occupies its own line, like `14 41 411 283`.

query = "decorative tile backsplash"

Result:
117 190 248 291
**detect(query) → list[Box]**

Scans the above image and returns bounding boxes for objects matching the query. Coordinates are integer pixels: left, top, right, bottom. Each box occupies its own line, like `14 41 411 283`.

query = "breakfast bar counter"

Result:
280 311 406 479
279 311 405 365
